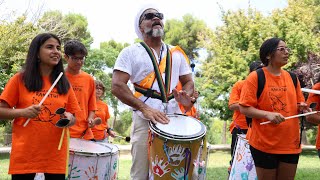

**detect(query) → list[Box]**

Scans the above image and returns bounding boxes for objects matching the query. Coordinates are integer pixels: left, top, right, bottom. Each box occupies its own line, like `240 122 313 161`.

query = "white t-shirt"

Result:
114 42 191 114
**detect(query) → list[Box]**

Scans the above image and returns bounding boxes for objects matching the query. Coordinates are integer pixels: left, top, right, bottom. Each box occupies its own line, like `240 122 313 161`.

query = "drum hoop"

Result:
149 113 206 140
69 150 112 157
96 143 120 154
151 130 206 142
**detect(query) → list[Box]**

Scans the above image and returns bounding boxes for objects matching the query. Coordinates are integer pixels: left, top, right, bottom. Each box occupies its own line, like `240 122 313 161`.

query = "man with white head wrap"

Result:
112 5 194 179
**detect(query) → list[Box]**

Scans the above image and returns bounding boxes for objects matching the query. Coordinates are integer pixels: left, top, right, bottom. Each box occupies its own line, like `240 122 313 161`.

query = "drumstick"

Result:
301 88 320 95
115 135 131 142
260 111 318 125
24 72 64 127
58 128 66 150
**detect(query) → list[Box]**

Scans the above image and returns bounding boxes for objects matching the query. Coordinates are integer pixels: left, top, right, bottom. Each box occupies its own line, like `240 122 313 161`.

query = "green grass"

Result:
1 151 320 180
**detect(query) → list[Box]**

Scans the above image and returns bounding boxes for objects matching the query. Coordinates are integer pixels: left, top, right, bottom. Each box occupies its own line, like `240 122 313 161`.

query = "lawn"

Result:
1 150 320 180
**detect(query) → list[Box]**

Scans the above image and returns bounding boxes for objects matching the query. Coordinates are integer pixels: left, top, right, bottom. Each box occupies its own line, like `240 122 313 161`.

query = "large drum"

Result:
148 114 206 180
68 138 119 180
228 134 257 180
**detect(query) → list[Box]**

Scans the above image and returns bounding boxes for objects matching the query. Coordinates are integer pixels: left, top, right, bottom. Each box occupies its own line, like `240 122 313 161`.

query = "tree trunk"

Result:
222 121 227 144
112 114 117 128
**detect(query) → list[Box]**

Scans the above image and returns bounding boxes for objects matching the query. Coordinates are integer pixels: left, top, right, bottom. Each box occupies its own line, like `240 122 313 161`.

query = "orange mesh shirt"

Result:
92 99 110 140
66 71 97 140
228 80 248 132
305 82 320 150
240 68 305 154
0 73 80 174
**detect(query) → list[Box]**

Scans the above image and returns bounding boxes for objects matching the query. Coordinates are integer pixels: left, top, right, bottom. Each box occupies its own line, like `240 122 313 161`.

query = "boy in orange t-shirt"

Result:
305 82 320 158
0 33 80 179
239 38 308 180
64 40 97 140
92 80 116 141
228 61 262 171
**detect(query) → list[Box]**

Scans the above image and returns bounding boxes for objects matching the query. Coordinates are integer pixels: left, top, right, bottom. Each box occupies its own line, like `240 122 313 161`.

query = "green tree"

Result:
85 40 129 128
37 11 93 47
164 14 209 61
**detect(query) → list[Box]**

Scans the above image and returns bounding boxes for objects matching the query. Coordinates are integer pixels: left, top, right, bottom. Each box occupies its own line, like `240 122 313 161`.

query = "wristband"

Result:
107 128 113 134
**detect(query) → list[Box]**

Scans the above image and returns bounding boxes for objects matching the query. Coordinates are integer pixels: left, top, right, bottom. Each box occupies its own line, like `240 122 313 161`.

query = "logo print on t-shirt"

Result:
32 96 66 123
269 92 288 113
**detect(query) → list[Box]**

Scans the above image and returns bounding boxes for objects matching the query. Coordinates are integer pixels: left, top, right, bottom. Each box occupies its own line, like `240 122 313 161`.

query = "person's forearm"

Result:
0 108 21 120
112 82 148 111
182 81 194 97
239 105 268 119
306 114 320 125
229 103 240 111
88 111 95 120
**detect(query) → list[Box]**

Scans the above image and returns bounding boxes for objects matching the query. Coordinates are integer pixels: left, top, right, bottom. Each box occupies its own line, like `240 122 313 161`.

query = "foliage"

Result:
37 11 93 47
164 14 209 61
199 1 320 121
0 16 37 91
113 110 132 138
85 40 129 119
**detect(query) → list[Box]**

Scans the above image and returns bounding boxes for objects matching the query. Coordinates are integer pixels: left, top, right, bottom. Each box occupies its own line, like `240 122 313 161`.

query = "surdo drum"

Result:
148 114 207 180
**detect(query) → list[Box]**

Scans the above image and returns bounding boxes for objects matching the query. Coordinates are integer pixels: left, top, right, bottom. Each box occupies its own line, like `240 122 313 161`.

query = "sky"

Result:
1 0 288 48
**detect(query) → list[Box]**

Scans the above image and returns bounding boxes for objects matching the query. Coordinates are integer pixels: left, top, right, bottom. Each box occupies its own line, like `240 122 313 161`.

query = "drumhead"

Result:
97 142 119 154
69 138 112 156
149 114 206 141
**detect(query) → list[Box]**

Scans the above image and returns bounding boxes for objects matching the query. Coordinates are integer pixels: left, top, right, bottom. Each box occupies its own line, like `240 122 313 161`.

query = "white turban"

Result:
134 4 160 40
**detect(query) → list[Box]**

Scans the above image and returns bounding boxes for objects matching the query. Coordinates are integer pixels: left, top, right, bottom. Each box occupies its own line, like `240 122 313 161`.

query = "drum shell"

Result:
68 138 119 180
228 134 257 180
148 114 206 180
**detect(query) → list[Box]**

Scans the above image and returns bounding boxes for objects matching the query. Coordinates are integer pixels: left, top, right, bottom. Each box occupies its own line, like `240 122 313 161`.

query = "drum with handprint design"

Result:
148 114 206 180
68 138 119 180
228 134 257 180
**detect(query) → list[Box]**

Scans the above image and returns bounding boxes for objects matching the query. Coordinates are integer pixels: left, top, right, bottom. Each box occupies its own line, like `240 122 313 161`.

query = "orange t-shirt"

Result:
0 73 80 174
176 82 198 118
228 80 248 132
66 71 97 140
240 68 305 154
92 99 110 140
305 82 320 150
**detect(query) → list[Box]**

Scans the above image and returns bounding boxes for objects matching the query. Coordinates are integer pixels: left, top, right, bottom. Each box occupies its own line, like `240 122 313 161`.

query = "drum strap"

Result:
134 42 173 103
184 148 192 179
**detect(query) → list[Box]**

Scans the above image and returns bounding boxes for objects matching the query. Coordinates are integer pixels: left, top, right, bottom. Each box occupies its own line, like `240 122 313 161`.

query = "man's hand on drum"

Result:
173 89 193 107
140 106 169 124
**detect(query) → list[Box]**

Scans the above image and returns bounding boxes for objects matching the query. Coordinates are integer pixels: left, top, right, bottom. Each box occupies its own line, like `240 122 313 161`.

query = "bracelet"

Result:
107 128 113 134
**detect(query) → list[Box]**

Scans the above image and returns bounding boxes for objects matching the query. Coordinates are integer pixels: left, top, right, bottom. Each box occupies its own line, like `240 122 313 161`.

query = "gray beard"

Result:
145 28 164 38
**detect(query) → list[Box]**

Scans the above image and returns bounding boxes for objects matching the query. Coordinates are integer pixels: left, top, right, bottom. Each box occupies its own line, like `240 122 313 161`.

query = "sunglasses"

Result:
276 47 291 53
140 12 164 24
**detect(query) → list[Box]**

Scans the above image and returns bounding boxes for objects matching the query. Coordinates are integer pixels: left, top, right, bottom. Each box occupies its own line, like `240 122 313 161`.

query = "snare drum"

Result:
228 134 257 180
148 114 206 180
68 138 119 180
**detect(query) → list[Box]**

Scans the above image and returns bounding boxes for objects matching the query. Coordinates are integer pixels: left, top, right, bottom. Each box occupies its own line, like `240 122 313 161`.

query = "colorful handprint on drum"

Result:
168 144 186 166
151 155 171 177
171 167 188 180
84 166 98 180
